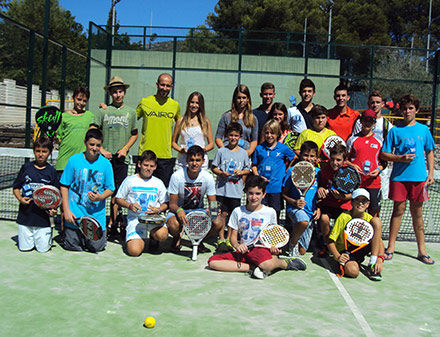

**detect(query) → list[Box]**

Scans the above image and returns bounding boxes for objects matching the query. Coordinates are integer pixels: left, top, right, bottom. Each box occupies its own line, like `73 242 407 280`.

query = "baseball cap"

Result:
352 188 370 200
361 109 377 119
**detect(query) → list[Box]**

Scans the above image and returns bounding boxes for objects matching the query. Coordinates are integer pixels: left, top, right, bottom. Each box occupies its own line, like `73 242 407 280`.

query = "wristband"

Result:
377 255 385 263
177 207 184 214
123 146 129 151
377 167 382 173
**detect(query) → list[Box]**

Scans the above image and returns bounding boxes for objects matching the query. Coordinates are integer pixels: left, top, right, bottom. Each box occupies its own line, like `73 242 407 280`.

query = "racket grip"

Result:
337 264 345 277
192 245 198 261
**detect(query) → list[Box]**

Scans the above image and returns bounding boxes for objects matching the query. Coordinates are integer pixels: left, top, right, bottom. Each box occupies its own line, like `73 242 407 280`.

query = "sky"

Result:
59 0 218 34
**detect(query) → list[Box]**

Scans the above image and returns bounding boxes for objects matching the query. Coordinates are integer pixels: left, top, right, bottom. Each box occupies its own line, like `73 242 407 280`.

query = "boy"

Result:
211 123 251 252
346 109 385 217
380 94 435 264
208 175 307 279
116 150 168 257
327 85 360 142
60 128 115 253
282 141 321 256
288 78 316 130
328 188 384 281
252 119 295 219
166 145 222 253
92 76 138 237
13 137 59 253
252 82 276 138
317 144 352 254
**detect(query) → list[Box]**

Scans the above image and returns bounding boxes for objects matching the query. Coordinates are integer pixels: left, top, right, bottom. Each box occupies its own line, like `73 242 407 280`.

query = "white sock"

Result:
369 255 377 266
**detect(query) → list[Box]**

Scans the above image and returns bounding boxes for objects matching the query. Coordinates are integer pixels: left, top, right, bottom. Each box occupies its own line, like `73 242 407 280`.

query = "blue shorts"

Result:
287 208 313 250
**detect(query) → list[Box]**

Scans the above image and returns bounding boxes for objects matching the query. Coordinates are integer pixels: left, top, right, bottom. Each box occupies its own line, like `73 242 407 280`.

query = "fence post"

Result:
431 48 440 136
41 0 51 107
25 30 35 148
369 45 375 93
238 27 244 85
304 40 309 78
105 25 113 105
143 26 146 50
172 37 177 99
190 28 194 52
85 21 92 89
60 45 67 112
286 32 290 57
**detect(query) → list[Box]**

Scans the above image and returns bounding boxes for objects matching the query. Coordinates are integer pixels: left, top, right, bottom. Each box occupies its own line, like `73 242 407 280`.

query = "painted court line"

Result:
321 258 376 337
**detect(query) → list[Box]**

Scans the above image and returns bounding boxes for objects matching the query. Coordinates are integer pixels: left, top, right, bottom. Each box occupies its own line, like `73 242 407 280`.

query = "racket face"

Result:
78 216 103 241
32 185 62 209
184 211 212 242
283 131 300 151
138 213 165 225
259 225 290 248
332 167 361 194
321 135 346 159
344 218 374 248
291 161 316 190
35 106 62 139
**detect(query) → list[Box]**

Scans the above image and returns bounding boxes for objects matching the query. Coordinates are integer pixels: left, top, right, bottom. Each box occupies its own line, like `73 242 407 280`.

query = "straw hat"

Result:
104 76 130 91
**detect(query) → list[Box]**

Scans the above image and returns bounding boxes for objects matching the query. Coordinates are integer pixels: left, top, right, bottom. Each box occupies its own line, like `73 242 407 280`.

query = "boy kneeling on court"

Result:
208 175 307 279
60 129 114 252
115 150 169 256
327 188 384 281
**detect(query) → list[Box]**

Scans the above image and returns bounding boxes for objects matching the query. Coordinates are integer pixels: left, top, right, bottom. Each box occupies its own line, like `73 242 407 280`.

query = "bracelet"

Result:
123 146 129 151
377 255 385 262
128 203 132 209
177 207 184 213
377 167 382 173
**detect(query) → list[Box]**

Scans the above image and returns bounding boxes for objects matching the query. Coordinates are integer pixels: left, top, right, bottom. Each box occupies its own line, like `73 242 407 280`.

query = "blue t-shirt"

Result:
283 166 320 219
252 142 295 193
60 153 115 230
382 122 435 182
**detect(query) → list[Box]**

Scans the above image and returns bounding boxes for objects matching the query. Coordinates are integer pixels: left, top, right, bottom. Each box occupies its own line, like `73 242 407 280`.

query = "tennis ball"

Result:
144 316 155 328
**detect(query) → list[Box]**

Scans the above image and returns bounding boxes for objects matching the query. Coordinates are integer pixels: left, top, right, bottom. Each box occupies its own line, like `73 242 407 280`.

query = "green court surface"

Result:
0 220 439 337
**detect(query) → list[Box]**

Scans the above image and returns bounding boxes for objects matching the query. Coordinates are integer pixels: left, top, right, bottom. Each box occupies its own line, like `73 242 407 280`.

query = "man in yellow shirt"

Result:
136 73 181 187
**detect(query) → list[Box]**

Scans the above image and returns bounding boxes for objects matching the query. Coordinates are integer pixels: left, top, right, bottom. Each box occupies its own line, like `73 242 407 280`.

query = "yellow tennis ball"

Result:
144 316 155 328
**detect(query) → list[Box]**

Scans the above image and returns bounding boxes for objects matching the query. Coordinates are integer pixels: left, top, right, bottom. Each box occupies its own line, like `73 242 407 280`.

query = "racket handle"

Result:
192 245 198 261
337 264 345 277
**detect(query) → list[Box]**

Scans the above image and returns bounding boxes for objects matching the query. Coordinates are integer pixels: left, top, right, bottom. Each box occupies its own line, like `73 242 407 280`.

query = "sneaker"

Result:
288 243 300 257
216 239 229 253
225 239 234 251
198 242 211 254
252 267 267 279
284 257 307 271
368 264 382 281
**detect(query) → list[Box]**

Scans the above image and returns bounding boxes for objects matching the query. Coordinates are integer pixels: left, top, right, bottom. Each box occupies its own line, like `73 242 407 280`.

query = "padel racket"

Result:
76 216 103 242
337 218 374 277
320 135 346 160
291 161 316 203
249 224 290 249
138 213 166 225
35 106 62 141
184 211 212 261
208 200 222 221
331 166 361 194
32 185 62 228
283 131 300 151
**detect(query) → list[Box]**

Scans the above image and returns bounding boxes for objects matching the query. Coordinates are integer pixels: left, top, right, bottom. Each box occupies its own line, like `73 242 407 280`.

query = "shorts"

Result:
208 246 272 266
166 208 207 222
389 181 427 202
341 243 371 263
320 205 346 220
125 221 165 242
287 209 313 250
110 156 128 193
364 188 382 210
216 196 241 215
262 193 283 212
63 226 107 252
136 157 175 188
18 224 52 253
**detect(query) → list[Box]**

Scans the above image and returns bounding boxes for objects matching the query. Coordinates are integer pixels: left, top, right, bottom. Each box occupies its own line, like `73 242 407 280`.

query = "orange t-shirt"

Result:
327 106 360 141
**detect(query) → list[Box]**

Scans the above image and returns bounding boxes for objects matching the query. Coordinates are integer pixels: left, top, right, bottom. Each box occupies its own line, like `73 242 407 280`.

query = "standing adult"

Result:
288 79 316 130
136 73 181 187
253 82 276 139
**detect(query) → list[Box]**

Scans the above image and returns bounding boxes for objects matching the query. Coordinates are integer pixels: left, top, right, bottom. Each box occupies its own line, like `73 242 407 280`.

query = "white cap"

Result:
352 188 370 200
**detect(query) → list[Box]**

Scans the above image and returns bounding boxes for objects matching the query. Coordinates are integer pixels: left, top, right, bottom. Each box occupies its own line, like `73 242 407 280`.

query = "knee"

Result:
344 262 359 278
127 247 142 257
151 227 169 242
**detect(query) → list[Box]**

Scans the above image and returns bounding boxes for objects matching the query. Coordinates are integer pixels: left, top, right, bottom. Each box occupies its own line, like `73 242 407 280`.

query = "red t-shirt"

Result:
318 165 351 210
327 106 360 142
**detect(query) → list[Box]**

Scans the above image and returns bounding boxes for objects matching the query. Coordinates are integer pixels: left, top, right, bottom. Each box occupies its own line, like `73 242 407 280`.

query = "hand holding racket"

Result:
183 211 212 261
33 185 62 228
138 212 166 225
248 225 290 252
291 161 316 208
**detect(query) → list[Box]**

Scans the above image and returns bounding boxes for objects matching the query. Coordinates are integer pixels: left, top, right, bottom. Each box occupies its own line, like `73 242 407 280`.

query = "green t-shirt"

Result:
92 104 137 164
56 110 95 170
136 95 180 158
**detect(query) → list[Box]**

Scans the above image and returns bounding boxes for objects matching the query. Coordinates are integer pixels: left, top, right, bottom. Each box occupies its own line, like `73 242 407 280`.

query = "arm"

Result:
282 187 305 209
172 117 185 153
247 140 257 157
380 150 414 163
61 185 76 225
211 165 231 179
328 240 349 264
230 228 248 254
87 188 113 203
13 188 31 205
116 131 138 158
426 149 435 185
169 193 188 226
203 119 215 153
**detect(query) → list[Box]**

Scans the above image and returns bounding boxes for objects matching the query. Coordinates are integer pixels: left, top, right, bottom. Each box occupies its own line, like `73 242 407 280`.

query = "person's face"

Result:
156 75 173 99
299 87 315 104
272 109 285 124
260 88 275 106
138 159 157 179
368 96 384 114
235 92 249 111
84 137 102 158
400 103 418 124
351 197 370 212
73 93 88 113
189 96 200 114
334 90 350 108
312 114 327 131
264 128 278 145
329 153 345 171
226 130 241 147
246 186 265 207
34 146 51 166
187 154 204 174
110 86 126 105
300 149 318 165
360 116 376 133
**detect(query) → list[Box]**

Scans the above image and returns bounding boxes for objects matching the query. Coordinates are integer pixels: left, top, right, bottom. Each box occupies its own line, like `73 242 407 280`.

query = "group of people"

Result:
13 72 436 281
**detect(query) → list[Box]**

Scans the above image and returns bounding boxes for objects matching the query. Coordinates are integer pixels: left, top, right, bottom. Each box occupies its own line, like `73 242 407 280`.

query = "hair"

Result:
329 143 348 159
244 175 267 193
139 150 157 164
268 102 290 133
73 86 90 100
176 92 209 137
231 84 255 128
109 85 126 94
186 145 205 159
310 104 328 117
33 136 53 152
300 141 318 155
225 122 243 136
334 84 348 95
157 73 173 83
262 119 281 139
399 94 419 110
299 79 315 92
260 82 275 92
368 90 384 102
85 128 103 142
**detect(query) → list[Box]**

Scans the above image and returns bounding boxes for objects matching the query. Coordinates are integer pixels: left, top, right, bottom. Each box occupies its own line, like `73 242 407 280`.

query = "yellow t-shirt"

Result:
329 211 373 252
136 96 181 158
294 128 336 153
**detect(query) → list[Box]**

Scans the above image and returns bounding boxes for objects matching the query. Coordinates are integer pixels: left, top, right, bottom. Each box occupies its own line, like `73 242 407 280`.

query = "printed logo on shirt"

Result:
103 112 130 128
145 110 175 119
70 168 105 209
238 217 264 245
183 182 202 209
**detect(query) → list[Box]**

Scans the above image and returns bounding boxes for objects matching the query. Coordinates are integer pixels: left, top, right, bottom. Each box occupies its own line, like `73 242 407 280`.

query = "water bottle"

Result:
227 159 236 174
186 137 194 150
21 184 32 198
363 160 371 175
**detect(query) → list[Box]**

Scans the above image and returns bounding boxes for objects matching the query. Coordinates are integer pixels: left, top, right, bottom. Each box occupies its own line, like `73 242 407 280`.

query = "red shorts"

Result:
208 247 272 266
389 181 428 202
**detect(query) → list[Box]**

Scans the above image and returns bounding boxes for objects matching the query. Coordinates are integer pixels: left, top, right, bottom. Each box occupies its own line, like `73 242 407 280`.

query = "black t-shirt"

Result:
297 103 314 130
253 105 268 139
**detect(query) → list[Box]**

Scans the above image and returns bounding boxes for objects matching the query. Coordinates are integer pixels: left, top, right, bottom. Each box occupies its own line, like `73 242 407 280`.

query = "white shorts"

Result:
18 224 52 253
125 221 165 242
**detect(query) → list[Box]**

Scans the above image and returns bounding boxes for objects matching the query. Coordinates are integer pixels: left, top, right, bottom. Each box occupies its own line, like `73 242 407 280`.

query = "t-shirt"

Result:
382 122 435 182
329 211 373 252
136 95 181 158
283 166 320 219
228 205 277 246
13 161 58 228
296 103 314 130
252 142 295 193
352 116 393 144
92 105 137 165
212 146 250 199
327 106 360 142
318 164 352 210
168 168 216 209
176 125 208 169
56 110 95 170
346 133 382 189
287 106 308 133
60 153 115 230
253 105 268 138
116 174 168 228
215 111 259 149
294 128 336 155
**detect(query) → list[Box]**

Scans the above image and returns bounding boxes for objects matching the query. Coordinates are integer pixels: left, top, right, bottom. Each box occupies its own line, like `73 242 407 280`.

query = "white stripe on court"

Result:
321 258 376 337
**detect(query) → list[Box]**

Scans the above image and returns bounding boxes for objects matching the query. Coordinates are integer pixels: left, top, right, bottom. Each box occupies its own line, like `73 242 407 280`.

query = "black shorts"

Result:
111 156 128 193
341 243 371 263
320 205 346 220
364 188 382 211
262 193 283 212
216 196 241 215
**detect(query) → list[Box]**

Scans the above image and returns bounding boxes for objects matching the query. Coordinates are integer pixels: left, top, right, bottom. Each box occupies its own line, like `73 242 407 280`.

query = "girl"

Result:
266 102 291 143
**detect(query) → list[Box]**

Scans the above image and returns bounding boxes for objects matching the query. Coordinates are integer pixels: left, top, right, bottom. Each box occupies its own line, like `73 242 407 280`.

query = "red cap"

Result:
362 109 377 119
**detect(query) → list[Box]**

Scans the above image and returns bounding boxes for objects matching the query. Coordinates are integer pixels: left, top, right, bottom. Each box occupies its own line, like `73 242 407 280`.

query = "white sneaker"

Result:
252 267 267 279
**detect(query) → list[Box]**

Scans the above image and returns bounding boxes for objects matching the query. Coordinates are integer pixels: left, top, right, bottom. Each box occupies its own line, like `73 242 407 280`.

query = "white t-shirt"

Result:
228 205 277 246
168 168 216 209
287 106 307 133
352 116 393 144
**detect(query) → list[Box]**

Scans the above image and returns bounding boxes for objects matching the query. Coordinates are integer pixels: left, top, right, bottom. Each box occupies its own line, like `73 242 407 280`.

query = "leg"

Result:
150 226 169 242
166 215 182 251
208 259 251 272
34 227 53 253
319 213 331 245
409 201 433 263
386 200 406 254
126 238 146 257
290 221 308 247
343 261 360 278
17 224 36 252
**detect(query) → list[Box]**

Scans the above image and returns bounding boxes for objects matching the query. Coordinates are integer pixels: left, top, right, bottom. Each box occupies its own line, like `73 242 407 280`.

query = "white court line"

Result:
321 258 376 337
